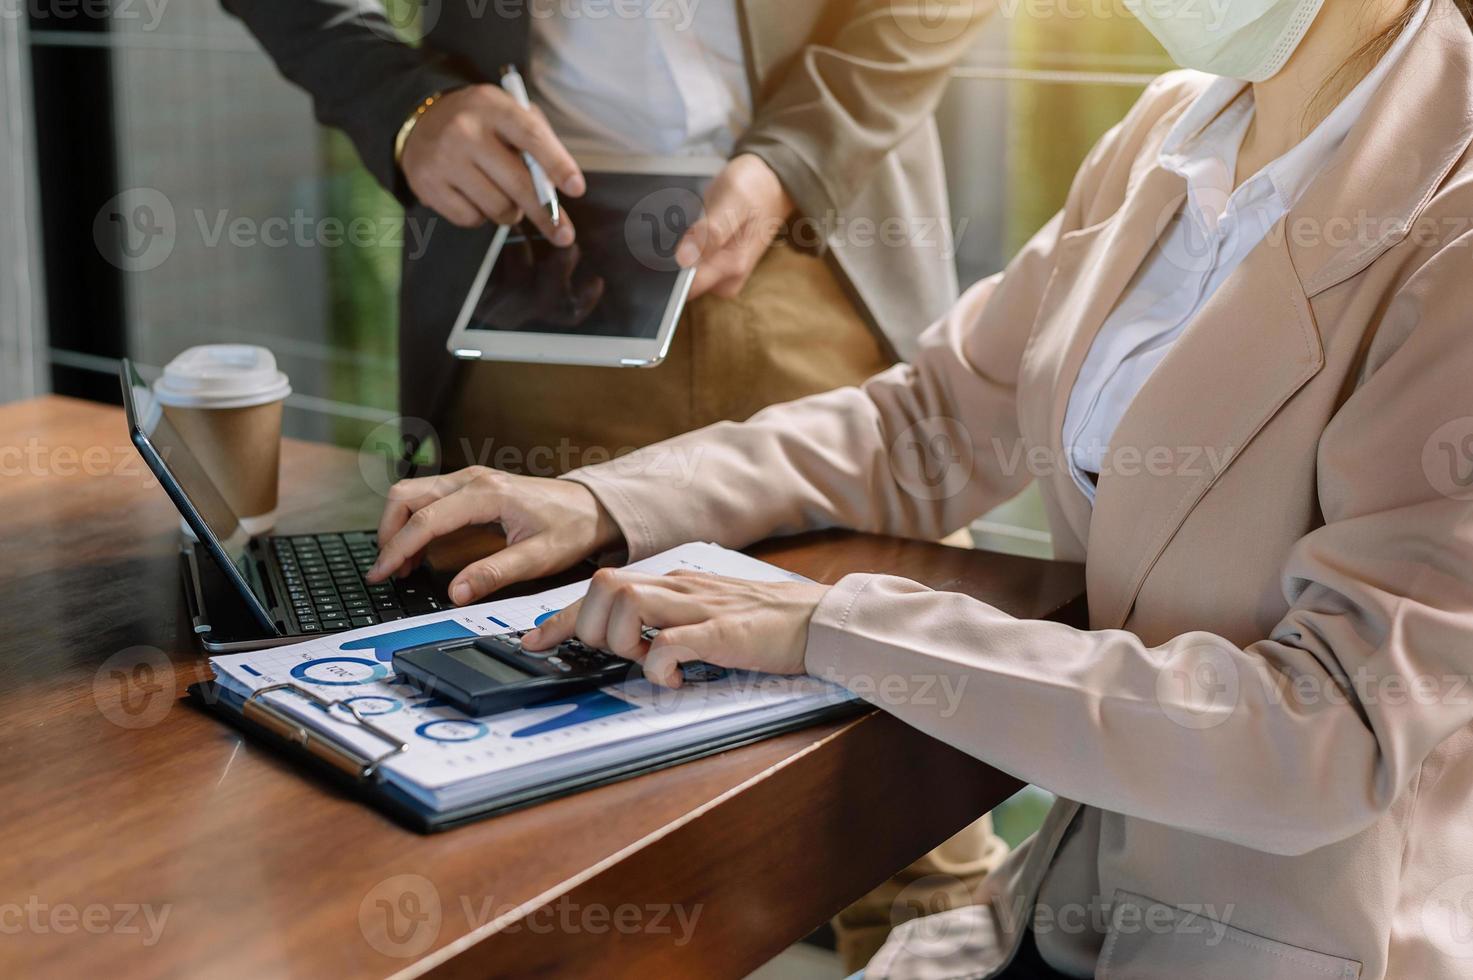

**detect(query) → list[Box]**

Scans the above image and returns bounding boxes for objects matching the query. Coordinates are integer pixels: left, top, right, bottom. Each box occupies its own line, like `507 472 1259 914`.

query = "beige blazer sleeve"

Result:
564 271 1032 554
803 227 1473 858
563 83 1160 553
735 1 989 223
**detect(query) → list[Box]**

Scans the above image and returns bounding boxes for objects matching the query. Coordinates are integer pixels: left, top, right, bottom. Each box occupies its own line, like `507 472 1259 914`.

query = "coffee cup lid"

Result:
153 345 292 409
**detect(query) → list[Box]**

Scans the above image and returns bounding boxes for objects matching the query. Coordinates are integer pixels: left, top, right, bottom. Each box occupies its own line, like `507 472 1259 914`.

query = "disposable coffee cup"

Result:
153 345 291 536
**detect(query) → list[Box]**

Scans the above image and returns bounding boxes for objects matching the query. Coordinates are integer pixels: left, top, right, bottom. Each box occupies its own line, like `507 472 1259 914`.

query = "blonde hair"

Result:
1306 0 1473 129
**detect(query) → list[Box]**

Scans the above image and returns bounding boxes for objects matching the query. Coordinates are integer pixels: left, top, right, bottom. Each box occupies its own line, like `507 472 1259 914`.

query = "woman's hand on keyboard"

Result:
367 467 622 605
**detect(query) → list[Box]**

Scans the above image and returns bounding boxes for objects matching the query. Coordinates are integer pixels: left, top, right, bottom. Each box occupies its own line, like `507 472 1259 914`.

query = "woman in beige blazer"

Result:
369 0 1473 975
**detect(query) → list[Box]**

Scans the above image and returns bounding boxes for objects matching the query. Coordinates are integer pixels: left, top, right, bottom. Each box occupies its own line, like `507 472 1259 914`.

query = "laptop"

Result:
120 359 447 652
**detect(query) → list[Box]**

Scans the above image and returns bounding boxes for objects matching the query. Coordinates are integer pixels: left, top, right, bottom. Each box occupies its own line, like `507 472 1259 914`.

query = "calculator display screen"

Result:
447 647 536 684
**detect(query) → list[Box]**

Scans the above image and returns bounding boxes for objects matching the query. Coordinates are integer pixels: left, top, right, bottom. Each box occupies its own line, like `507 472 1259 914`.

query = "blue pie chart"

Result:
415 719 489 743
290 656 389 686
339 695 403 716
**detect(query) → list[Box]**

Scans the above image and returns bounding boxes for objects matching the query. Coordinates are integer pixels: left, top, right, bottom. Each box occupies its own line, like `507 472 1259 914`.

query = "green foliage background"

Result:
1005 2 1166 251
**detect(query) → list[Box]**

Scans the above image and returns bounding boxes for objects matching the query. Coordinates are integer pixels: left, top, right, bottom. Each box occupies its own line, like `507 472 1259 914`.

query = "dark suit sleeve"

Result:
734 0 988 221
221 0 471 202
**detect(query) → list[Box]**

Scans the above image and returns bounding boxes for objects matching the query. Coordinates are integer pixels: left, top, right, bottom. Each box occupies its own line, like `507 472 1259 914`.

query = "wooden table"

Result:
0 395 1084 979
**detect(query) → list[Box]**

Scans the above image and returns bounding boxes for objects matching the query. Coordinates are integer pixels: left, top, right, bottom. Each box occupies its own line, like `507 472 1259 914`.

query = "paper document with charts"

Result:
201 542 861 830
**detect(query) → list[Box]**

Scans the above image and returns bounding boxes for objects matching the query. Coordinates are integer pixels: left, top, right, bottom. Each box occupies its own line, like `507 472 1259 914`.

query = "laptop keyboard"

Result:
270 531 444 634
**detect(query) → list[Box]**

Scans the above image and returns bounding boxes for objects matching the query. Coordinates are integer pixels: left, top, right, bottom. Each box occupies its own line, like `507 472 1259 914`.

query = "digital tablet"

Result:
445 155 719 368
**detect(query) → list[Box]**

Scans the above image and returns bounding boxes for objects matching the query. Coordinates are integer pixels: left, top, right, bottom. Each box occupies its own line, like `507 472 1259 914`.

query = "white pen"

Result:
499 64 561 226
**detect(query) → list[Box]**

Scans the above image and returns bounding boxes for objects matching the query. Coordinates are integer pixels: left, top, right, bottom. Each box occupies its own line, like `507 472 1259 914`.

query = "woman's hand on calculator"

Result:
367 467 622 605
521 569 830 688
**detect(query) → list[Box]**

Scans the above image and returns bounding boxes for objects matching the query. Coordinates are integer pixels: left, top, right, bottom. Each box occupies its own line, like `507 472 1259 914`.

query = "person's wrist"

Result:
394 91 445 170
734 153 793 220
586 495 625 555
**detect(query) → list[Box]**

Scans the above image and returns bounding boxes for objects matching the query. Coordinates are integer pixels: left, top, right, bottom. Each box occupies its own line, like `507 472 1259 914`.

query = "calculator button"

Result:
680 662 728 683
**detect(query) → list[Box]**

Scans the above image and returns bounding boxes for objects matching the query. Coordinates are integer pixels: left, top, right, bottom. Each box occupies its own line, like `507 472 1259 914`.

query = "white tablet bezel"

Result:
445 155 722 368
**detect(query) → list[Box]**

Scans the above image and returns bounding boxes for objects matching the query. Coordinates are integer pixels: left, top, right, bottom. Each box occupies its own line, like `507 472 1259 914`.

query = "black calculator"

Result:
393 630 727 717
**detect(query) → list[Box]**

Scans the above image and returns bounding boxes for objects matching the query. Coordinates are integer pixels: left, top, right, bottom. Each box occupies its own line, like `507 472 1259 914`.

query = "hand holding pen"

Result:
499 65 561 228
396 73 584 245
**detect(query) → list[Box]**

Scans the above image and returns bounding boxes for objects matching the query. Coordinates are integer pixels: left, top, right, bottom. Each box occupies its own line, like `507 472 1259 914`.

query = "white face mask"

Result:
1124 0 1329 82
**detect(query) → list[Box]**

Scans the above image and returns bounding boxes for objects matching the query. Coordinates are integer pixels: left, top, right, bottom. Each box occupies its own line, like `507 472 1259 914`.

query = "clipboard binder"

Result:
187 680 866 834
240 683 407 780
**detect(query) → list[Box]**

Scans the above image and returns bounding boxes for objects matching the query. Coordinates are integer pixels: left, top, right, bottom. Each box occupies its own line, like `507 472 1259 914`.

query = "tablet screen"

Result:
464 172 707 339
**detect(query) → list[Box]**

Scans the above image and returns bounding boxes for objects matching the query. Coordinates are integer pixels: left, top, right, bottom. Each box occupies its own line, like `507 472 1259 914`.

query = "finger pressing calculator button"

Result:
517 642 554 659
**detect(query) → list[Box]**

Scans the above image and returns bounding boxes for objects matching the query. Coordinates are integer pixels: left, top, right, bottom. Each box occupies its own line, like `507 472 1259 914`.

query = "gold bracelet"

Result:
394 92 444 168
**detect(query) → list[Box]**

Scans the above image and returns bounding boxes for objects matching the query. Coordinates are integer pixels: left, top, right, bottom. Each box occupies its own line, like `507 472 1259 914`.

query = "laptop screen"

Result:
120 360 254 575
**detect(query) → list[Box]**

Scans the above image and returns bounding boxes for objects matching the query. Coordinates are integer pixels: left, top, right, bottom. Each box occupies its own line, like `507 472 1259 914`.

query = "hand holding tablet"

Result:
446 156 718 368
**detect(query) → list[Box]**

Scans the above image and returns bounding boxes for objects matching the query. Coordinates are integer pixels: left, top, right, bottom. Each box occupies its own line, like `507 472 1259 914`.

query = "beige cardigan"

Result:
567 2 1473 976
